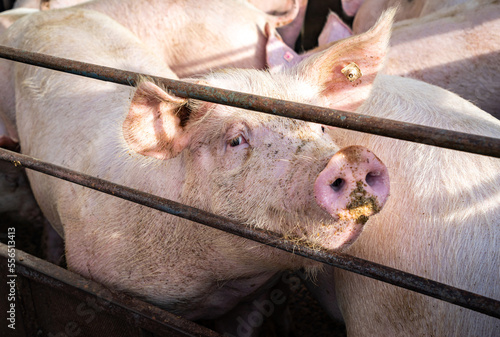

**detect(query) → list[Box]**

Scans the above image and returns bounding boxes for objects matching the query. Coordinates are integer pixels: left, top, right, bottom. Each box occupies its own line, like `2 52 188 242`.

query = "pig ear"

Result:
301 9 394 111
123 81 191 160
265 22 305 73
318 11 353 46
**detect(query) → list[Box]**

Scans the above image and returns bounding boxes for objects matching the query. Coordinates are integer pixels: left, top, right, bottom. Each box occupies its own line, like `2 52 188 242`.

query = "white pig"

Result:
4 7 390 326
29 0 306 49
351 0 488 33
27 0 307 49
269 10 500 335
268 0 500 118
383 0 500 118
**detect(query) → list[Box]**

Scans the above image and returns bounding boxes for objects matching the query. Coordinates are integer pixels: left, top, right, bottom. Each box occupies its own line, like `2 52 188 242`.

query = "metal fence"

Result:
0 45 499 321
0 242 222 337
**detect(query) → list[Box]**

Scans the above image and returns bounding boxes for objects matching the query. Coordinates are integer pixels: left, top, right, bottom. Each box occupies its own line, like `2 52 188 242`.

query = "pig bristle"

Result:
204 68 319 105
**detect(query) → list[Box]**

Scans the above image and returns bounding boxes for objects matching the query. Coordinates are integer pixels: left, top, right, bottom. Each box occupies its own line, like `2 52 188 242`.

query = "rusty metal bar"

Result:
0 45 499 158
0 148 498 319
0 243 222 337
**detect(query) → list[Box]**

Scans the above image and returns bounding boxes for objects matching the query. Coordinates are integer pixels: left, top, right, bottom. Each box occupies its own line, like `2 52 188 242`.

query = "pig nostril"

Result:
366 172 380 188
330 178 344 192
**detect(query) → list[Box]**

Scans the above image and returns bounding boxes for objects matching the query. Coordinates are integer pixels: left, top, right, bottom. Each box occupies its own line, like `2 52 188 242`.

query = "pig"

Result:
351 0 488 34
267 0 500 118
270 10 500 335
384 0 500 118
29 0 306 49
39 0 307 49
66 0 302 74
39 0 307 47
3 6 390 328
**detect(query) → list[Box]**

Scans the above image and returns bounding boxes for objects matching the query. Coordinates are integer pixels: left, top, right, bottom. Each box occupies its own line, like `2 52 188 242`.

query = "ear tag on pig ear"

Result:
284 51 295 62
341 62 362 82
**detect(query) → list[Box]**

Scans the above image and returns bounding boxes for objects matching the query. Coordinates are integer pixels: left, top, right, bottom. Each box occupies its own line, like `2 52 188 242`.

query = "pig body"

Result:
385 1 500 117
60 0 279 77
352 0 476 33
6 7 389 322
288 12 499 336
25 0 306 48
320 74 500 337
40 0 302 62
268 9 499 335
27 0 306 49
0 7 40 229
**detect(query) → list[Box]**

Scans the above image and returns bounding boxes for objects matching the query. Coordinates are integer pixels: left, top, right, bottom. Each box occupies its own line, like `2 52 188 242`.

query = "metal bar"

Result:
1 148 498 319
0 243 222 337
0 45 499 158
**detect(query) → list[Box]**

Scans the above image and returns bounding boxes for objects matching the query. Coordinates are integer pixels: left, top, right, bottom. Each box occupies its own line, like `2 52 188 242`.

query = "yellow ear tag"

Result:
341 62 362 82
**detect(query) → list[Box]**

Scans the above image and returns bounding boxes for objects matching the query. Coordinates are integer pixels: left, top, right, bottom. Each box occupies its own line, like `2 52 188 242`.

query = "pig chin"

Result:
287 202 381 251
306 218 367 251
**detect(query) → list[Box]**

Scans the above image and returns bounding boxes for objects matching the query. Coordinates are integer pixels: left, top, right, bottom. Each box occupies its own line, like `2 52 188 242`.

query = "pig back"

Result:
77 0 271 77
386 0 500 117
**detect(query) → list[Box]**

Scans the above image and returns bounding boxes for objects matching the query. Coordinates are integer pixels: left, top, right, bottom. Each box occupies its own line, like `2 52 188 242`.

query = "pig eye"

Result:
229 135 247 147
321 126 325 133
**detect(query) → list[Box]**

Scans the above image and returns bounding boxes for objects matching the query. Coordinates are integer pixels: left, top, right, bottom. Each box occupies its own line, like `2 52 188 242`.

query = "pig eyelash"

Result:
228 135 247 147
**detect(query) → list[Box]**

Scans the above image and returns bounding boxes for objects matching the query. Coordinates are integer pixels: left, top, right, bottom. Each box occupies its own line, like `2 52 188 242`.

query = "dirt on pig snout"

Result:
346 181 382 225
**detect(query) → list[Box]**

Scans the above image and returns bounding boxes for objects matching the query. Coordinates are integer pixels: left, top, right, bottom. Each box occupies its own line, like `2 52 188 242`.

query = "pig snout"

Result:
315 145 390 224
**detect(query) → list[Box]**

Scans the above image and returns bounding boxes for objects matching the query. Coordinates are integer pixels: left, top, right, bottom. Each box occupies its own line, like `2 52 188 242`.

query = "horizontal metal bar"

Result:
0 243 221 337
1 148 498 319
0 45 499 158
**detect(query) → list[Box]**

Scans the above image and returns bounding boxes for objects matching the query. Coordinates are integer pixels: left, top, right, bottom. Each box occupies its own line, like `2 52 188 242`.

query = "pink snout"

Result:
314 145 390 222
